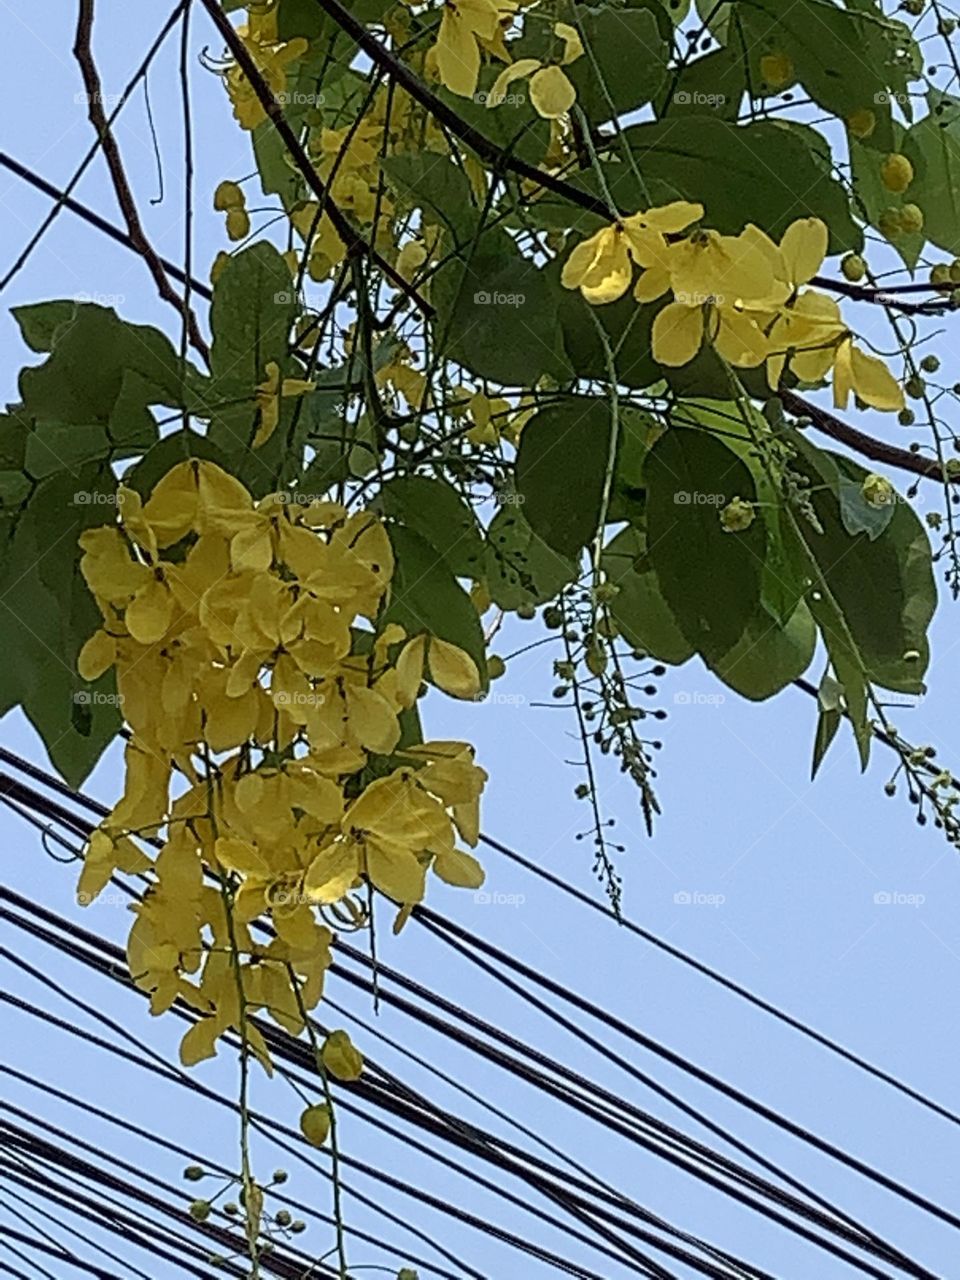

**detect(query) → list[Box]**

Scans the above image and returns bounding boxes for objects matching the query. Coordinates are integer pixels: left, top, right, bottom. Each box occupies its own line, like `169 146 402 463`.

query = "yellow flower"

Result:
254 361 316 448
434 0 505 98
561 225 633 304
833 338 904 413
487 22 583 119
225 32 308 131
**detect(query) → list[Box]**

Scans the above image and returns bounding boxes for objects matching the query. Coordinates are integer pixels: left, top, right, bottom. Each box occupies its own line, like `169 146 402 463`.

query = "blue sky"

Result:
1 4 959 1278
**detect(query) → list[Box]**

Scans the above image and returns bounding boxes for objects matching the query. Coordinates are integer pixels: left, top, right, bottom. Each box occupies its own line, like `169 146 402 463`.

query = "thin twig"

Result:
73 0 210 362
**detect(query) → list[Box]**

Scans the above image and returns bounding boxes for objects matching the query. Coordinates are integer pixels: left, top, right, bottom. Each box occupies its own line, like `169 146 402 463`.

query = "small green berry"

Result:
921 354 940 373
841 253 866 283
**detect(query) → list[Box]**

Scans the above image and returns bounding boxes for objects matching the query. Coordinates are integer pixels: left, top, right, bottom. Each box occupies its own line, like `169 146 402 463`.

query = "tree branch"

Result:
73 0 210 363
781 389 958 485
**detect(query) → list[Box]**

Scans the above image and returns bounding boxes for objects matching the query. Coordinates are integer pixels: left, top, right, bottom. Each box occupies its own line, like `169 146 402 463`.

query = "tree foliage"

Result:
5 0 960 1270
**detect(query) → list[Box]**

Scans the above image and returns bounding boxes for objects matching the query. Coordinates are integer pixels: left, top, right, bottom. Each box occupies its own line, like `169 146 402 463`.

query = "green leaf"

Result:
381 154 478 241
903 92 960 257
659 45 746 122
12 301 78 353
484 503 577 611
515 398 612 559
602 525 694 665
0 464 121 785
24 422 111 479
432 230 572 386
735 0 918 141
382 526 487 683
645 427 766 661
569 6 669 124
712 600 815 700
18 302 195 424
792 438 936 694
207 242 299 487
554 266 660 389
611 118 861 253
811 706 842 779
376 476 484 580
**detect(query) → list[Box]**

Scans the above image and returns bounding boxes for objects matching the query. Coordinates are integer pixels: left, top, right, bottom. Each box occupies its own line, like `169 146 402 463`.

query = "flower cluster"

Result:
75 460 486 1068
562 207 904 413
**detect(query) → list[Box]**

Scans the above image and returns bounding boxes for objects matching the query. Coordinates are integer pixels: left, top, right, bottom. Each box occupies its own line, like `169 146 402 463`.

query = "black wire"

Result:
417 904 959 1251
0 886 931 1280
0 1064 471 1280
0 752 957 1274
480 832 960 1134
0 888 902 1275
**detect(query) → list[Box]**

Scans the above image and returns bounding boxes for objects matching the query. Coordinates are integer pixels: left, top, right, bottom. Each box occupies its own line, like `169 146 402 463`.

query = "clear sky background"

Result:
2 4 960 1279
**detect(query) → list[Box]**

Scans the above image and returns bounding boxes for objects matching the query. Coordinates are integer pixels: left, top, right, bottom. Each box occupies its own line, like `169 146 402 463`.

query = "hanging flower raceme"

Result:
561 208 904 412
75 459 486 1070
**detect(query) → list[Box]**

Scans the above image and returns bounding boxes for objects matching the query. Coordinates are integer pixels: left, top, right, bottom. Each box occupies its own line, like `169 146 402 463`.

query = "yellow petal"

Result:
300 1104 331 1147
779 218 828 286
633 264 672 304
529 66 576 119
849 345 905 412
433 847 485 889
304 842 360 904
77 629 117 681
487 58 538 107
652 301 704 367
555 21 584 65
428 637 482 699
321 1029 363 1081
126 578 175 645
180 1017 222 1067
